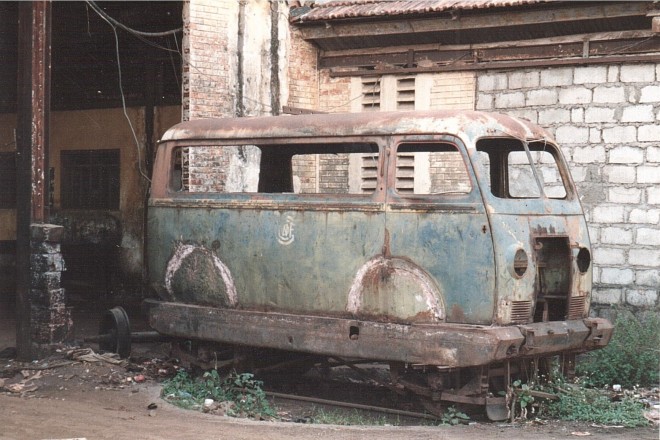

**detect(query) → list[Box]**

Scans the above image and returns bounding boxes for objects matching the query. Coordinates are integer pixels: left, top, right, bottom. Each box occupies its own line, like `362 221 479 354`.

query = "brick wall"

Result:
183 1 238 120
287 27 319 111
476 63 660 315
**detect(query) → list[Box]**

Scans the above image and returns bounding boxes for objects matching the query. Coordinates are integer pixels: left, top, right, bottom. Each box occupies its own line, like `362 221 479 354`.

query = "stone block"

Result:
608 187 641 204
607 66 619 82
600 267 634 285
494 91 525 108
31 241 61 255
626 289 658 308
477 73 507 91
30 224 64 244
629 208 660 223
571 108 584 123
600 227 633 245
585 107 615 123
621 104 655 122
526 89 558 106
593 247 626 265
558 87 592 105
592 288 622 305
508 71 539 89
649 187 660 205
640 85 660 103
556 126 589 144
608 146 644 164
603 166 635 184
573 145 605 163
592 86 626 103
589 127 601 143
636 269 660 287
538 108 570 124
648 147 660 163
574 66 607 84
637 166 660 183
602 126 636 144
30 271 62 290
29 288 66 307
540 68 573 87
629 249 660 267
30 253 65 273
637 228 660 246
592 205 624 223
620 64 656 83
476 94 493 110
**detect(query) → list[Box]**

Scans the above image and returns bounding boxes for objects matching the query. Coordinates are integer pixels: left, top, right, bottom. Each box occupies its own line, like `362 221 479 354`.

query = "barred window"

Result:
61 150 120 209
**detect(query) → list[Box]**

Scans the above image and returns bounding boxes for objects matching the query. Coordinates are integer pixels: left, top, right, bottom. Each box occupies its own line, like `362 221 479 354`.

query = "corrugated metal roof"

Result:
293 0 552 22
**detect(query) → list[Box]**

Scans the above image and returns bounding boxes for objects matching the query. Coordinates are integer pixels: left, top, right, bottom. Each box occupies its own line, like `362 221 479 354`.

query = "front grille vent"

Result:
511 300 532 324
567 296 586 320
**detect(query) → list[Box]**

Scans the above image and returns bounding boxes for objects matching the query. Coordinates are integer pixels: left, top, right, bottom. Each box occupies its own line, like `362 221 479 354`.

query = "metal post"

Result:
15 1 51 361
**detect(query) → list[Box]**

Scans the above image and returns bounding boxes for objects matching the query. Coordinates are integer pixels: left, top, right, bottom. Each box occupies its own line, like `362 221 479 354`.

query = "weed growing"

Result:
309 407 396 426
577 309 660 388
545 383 649 427
161 369 276 419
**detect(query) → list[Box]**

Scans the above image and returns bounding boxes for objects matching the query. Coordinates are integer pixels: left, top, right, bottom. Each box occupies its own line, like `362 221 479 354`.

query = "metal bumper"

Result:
144 299 612 368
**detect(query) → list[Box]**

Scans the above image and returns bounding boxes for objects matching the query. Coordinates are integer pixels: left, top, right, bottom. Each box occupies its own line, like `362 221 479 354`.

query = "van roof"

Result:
160 110 553 145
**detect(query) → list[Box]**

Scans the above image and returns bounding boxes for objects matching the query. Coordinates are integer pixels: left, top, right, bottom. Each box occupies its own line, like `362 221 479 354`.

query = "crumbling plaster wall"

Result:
0 105 181 292
476 64 660 316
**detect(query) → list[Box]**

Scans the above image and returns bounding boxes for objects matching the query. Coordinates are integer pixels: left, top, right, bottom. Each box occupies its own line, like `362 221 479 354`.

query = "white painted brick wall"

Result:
637 166 660 183
640 85 660 103
601 227 633 245
608 187 641 204
476 63 660 313
592 205 624 223
593 86 626 103
609 146 644 164
626 290 658 307
558 87 592 104
621 104 655 122
603 165 636 183
649 147 660 162
637 269 659 287
629 249 660 267
602 126 636 144
601 267 634 285
592 288 622 304
647 187 660 205
620 64 656 83
637 228 660 246
594 247 626 265
574 66 607 84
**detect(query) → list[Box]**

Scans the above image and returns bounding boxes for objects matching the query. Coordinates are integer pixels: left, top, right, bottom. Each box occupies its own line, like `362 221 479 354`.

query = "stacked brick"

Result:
476 63 660 314
29 224 71 348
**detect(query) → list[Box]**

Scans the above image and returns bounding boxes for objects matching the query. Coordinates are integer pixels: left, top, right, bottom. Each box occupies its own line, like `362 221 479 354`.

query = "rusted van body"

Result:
145 110 612 416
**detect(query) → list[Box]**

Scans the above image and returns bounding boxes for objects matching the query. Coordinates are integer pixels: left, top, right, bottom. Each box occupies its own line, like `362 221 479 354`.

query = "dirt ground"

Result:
0 346 658 440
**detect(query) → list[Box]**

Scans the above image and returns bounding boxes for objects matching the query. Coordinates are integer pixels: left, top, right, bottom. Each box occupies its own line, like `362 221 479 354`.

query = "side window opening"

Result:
476 139 568 200
170 142 380 196
394 143 471 195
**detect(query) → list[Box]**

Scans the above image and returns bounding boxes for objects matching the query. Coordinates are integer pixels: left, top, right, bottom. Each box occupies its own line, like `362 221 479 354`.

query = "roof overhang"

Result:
291 1 660 76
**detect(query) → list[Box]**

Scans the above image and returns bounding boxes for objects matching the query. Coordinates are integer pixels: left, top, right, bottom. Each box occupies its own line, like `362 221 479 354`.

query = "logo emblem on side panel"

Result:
277 215 295 245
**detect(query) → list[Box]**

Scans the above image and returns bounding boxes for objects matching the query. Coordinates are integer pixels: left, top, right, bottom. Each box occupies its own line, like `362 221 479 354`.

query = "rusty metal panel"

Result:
294 0 551 22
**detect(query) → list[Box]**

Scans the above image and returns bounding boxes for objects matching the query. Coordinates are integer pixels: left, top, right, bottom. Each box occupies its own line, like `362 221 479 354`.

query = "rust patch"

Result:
449 304 466 322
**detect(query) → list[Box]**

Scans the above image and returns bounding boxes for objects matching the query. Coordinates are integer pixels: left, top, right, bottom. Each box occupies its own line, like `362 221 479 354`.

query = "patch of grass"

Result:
308 407 397 426
161 369 276 419
577 309 660 388
545 384 649 427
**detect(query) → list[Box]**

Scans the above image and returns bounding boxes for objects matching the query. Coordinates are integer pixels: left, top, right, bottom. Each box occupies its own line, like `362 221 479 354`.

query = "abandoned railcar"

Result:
143 110 613 419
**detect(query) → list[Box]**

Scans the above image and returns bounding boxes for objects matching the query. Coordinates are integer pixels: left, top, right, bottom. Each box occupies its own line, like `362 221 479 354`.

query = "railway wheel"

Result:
99 306 131 358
